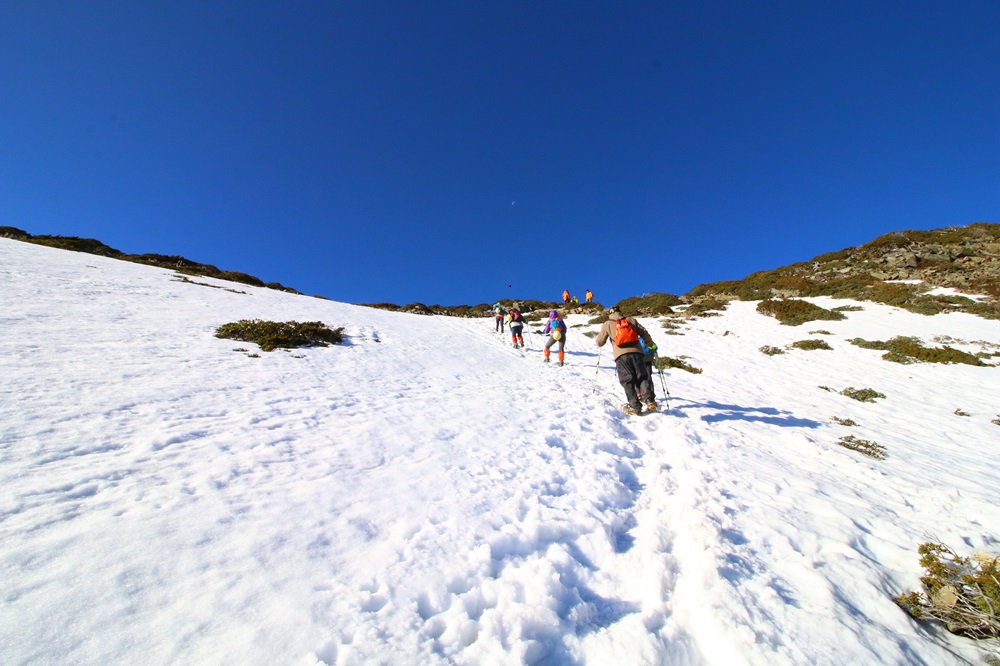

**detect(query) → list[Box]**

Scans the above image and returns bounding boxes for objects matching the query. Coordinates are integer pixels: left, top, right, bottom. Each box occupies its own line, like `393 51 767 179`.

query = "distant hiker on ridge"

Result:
596 306 657 416
562 289 571 304
542 310 567 366
492 302 506 333
585 289 593 303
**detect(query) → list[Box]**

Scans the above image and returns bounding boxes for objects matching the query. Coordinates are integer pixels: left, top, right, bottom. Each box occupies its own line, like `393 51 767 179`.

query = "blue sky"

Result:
2 2 998 306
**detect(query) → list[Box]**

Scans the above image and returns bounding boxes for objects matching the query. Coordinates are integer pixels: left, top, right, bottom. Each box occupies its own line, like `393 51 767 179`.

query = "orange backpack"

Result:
614 318 639 346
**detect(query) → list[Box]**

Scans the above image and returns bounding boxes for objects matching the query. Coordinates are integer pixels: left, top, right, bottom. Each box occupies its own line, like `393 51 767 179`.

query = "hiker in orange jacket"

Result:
562 289 571 304
585 289 593 303
596 306 657 415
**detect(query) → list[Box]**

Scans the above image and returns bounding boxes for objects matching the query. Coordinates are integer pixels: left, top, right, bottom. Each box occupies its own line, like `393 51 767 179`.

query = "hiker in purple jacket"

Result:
542 310 567 366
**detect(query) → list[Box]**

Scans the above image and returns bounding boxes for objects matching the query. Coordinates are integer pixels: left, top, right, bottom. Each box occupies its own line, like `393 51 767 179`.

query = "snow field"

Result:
2 237 999 665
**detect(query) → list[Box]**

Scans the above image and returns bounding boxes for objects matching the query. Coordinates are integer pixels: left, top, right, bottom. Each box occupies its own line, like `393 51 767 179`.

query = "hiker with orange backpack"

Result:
541 310 567 366
595 306 657 415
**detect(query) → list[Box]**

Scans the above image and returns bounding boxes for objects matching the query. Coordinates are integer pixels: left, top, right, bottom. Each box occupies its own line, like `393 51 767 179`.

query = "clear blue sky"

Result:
2 2 998 306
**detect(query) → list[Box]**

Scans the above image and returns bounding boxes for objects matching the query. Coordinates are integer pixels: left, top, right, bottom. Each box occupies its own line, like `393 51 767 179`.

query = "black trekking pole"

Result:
654 351 670 410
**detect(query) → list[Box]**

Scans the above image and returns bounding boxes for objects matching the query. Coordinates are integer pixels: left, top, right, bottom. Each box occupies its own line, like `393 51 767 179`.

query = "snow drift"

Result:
2 238 999 665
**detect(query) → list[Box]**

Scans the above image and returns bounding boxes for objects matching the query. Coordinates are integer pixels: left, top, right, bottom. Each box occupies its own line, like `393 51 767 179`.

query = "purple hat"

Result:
549 310 558 318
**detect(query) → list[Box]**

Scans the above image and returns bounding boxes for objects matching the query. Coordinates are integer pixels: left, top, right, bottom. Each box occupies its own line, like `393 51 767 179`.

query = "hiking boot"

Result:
543 356 550 363
646 402 658 412
622 404 641 416
558 361 564 367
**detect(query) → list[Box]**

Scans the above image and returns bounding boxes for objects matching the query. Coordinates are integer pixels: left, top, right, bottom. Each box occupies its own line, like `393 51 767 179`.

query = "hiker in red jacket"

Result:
507 307 525 348
595 306 657 416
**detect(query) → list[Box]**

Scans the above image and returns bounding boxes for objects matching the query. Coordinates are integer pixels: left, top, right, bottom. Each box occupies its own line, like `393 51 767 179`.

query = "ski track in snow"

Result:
2 237 999 665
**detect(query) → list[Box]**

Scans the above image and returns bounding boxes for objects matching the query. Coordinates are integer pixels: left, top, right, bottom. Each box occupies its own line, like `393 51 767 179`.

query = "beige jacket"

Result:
595 313 654 360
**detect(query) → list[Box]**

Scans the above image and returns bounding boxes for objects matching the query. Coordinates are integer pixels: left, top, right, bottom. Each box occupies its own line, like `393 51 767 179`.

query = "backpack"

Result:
614 318 639 346
509 310 522 323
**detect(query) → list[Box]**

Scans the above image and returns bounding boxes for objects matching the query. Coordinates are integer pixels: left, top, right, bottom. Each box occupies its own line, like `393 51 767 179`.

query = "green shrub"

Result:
832 416 858 426
954 408 971 417
215 320 344 352
614 293 682 316
684 298 730 317
840 387 886 403
832 304 864 312
791 339 833 351
362 303 403 311
654 356 703 374
0 226 32 239
808 330 833 335
756 299 846 326
836 435 887 460
993 416 1000 426
848 337 890 350
850 336 988 366
895 542 1000 640
759 345 785 356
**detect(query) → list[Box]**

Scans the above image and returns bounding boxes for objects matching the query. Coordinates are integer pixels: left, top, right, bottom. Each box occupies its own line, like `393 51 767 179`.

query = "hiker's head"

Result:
549 310 558 319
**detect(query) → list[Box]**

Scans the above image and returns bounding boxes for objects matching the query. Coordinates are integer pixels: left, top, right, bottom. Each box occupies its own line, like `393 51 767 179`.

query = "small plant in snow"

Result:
759 345 785 356
955 408 972 417
832 416 858 426
215 319 344 352
840 387 886 403
993 416 1000 427
791 339 833 351
837 435 887 460
849 336 987 366
756 299 846 326
895 542 1000 640
654 355 703 374
808 330 833 335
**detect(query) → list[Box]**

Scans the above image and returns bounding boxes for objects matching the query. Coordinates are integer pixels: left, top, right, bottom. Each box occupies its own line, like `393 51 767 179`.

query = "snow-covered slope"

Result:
2 237 999 665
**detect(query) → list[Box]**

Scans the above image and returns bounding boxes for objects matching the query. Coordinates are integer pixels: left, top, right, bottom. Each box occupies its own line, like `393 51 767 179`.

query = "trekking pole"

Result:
592 345 603 393
654 351 670 410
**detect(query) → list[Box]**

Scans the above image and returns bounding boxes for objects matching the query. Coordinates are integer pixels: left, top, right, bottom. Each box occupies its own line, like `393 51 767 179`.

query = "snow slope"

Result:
2 237 999 665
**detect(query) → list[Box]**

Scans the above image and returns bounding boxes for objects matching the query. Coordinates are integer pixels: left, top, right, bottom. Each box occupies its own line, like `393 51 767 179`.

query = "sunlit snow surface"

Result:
2 238 999 665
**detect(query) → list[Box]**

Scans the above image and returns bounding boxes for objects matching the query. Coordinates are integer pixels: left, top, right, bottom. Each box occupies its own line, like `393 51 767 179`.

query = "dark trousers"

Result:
495 315 504 332
616 352 653 409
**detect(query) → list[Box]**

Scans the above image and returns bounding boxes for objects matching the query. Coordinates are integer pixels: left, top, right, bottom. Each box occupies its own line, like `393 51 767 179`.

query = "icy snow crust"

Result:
2 237 999 665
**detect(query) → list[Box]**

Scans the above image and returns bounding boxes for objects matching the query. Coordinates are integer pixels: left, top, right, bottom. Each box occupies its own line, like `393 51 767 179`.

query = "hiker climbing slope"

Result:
507 307 525 348
595 306 657 415
542 310 567 366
